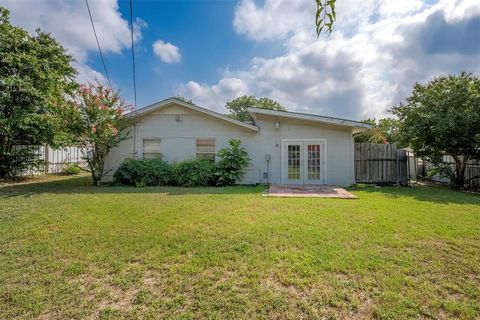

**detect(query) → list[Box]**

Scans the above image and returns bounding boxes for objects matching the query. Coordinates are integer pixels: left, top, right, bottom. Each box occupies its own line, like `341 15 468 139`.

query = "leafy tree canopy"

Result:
226 95 286 122
57 82 132 186
392 72 480 188
355 118 400 145
0 7 77 179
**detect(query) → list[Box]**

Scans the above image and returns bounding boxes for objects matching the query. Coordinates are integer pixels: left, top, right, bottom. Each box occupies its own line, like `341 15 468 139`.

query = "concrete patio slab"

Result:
267 184 358 199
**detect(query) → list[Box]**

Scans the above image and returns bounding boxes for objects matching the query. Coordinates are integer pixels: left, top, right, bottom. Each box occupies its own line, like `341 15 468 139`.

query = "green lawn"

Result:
1 175 479 319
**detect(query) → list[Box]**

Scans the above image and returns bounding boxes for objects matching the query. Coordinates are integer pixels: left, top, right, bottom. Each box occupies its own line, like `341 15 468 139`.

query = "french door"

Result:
283 140 325 184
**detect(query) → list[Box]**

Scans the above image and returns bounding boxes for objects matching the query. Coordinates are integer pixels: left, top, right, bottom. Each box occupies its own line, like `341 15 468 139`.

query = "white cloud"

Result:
133 18 148 43
233 0 314 42
178 78 249 112
181 0 480 119
1 0 146 83
152 40 181 63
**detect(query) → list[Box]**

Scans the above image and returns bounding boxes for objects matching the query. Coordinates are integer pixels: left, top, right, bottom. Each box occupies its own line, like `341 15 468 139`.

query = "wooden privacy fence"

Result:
463 161 480 189
419 156 480 189
354 143 479 188
354 143 414 185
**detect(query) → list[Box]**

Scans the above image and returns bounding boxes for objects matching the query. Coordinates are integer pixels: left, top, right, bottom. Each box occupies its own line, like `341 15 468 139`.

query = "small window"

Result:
196 139 215 161
143 139 161 159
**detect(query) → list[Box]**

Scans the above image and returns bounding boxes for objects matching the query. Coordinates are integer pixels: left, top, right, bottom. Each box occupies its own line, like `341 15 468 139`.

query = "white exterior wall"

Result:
103 104 258 182
103 132 134 180
103 103 356 186
249 114 355 186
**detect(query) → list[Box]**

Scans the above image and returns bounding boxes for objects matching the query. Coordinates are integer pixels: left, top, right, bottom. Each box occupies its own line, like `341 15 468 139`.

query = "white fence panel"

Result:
17 145 87 175
43 146 86 173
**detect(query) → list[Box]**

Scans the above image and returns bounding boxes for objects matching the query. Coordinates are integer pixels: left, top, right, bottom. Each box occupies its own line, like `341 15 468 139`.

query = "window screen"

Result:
143 139 161 159
196 139 215 161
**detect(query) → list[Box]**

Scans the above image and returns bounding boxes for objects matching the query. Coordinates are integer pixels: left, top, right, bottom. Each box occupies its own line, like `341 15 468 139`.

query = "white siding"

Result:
103 132 134 179
103 103 356 186
249 114 355 186
103 104 258 182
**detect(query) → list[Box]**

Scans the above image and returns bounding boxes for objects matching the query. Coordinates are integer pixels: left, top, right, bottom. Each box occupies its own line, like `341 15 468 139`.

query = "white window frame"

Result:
142 138 161 159
196 138 216 161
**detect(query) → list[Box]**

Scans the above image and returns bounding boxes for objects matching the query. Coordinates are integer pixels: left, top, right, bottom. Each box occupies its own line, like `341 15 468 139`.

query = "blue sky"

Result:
2 0 480 119
109 0 281 107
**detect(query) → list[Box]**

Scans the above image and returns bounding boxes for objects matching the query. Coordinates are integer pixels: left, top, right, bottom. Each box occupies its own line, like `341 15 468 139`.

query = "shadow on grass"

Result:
348 184 480 205
0 175 266 199
1 176 479 205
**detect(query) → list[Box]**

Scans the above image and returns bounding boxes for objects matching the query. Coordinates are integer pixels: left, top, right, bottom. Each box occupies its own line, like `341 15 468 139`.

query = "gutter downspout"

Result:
133 123 137 158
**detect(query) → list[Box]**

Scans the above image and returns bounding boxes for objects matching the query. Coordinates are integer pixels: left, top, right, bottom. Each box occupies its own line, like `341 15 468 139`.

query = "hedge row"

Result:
113 158 216 187
113 139 250 187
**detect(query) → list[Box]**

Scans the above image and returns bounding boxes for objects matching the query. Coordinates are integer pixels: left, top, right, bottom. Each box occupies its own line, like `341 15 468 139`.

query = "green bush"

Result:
0 147 45 180
215 139 250 186
172 159 216 187
113 158 172 187
62 163 81 175
112 139 251 187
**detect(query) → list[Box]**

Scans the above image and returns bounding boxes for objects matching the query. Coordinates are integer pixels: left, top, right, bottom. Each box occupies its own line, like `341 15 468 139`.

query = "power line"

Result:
85 0 112 88
129 0 138 110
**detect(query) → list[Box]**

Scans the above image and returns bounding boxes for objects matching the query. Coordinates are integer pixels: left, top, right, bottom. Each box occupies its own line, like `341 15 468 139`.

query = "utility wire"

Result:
129 0 138 110
85 0 112 88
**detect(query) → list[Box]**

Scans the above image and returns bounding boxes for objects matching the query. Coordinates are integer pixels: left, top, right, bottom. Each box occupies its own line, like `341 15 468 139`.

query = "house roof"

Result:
128 97 371 134
247 107 372 133
128 97 259 132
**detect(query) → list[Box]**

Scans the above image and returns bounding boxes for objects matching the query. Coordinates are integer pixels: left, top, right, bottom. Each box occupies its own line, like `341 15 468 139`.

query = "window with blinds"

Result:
143 139 161 159
196 139 215 161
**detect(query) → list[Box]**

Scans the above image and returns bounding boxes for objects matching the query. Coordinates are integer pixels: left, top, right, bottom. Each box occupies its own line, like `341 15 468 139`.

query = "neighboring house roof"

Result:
128 97 260 132
248 107 372 133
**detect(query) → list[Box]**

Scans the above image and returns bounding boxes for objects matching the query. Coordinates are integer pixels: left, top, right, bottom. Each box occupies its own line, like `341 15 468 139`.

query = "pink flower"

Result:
92 126 97 134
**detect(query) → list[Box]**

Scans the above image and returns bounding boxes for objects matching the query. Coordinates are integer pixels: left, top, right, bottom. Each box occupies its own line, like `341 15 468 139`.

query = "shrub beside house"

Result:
113 138 250 187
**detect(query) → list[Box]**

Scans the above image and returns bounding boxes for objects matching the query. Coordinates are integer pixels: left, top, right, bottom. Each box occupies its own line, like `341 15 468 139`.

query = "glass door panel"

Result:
283 140 324 184
287 144 301 180
306 144 321 181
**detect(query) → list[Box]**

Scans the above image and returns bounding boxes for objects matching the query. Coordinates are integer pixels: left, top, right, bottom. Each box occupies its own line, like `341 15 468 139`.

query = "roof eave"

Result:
248 107 372 130
126 98 259 132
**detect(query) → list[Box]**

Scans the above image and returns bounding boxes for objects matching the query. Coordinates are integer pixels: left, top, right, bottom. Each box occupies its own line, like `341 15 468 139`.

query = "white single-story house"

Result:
103 97 372 186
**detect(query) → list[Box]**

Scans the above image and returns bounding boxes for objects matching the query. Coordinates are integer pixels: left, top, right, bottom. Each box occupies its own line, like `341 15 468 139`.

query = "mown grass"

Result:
0 175 479 319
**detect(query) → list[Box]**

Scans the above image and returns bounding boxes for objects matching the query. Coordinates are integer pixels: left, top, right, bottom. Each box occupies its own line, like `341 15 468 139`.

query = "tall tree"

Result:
392 73 480 188
226 95 286 122
355 118 400 145
58 82 132 186
0 7 77 179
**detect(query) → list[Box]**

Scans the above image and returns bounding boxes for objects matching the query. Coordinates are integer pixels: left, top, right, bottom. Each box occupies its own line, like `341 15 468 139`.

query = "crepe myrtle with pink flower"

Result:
58 81 132 186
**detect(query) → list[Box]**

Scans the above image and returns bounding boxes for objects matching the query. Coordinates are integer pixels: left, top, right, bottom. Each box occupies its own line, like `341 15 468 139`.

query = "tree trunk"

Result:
89 150 105 187
87 157 97 187
452 154 469 188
